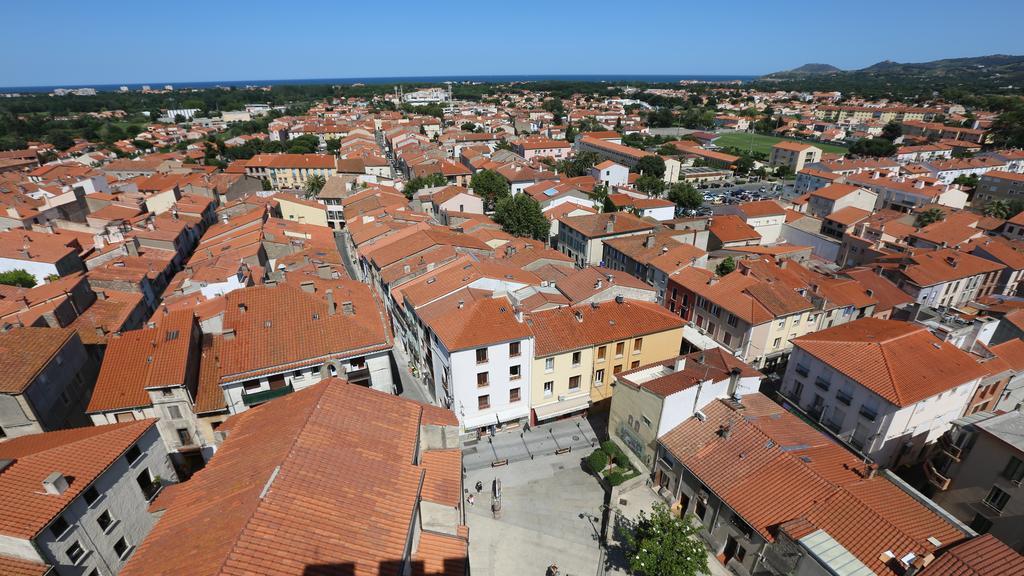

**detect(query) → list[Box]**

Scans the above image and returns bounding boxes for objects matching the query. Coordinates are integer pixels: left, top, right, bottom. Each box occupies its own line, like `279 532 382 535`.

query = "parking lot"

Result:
465 450 607 576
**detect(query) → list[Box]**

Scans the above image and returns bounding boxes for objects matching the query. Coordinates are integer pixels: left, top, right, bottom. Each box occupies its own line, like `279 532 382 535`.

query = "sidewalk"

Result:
462 416 601 471
392 331 434 405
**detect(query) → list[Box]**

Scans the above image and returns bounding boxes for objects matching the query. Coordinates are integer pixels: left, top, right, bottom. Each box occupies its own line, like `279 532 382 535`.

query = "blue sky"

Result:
2 0 1023 87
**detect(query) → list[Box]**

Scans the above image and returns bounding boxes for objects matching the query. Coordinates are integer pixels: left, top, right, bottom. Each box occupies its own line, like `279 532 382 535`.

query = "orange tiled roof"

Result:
88 309 196 413
792 318 988 406
528 299 684 356
121 379 467 576
661 394 968 575
920 534 1024 576
0 420 157 539
0 327 76 394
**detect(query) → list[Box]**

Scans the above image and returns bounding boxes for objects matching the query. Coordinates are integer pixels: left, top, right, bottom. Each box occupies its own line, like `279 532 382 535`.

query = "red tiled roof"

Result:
920 534 1024 576
88 309 196 413
0 327 76 394
528 299 684 356
121 379 467 576
0 420 157 539
661 394 968 575
792 318 988 406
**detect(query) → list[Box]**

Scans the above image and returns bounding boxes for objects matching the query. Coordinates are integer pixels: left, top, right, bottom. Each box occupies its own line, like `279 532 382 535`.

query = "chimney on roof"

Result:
326 289 337 315
342 301 354 315
718 423 732 439
300 281 315 293
778 259 788 270
594 279 602 290
644 234 655 248
674 356 687 372
915 179 926 189
42 471 69 496
457 299 465 309
574 310 584 322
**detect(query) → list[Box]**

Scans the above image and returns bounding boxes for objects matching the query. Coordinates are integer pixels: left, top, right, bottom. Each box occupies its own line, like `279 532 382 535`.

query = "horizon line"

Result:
0 73 765 91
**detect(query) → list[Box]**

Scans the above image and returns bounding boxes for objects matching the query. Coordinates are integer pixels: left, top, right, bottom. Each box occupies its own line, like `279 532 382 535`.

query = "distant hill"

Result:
760 54 1024 91
768 63 843 77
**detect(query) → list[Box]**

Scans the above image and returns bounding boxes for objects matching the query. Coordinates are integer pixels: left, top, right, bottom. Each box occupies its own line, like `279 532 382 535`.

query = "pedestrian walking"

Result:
467 494 475 506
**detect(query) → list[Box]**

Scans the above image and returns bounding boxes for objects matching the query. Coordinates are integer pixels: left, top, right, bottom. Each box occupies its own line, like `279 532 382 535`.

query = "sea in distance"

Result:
2 74 758 93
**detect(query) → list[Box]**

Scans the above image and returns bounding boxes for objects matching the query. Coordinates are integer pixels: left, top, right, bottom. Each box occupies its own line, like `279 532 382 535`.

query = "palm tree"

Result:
303 174 326 199
915 208 946 228
984 199 1011 219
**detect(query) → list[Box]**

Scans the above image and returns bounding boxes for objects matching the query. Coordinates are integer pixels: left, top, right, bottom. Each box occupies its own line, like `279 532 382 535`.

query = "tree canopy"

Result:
493 194 550 240
849 137 897 158
715 256 737 277
623 504 708 576
634 155 667 179
915 207 946 227
403 173 448 198
303 174 326 198
635 175 666 197
470 169 510 209
668 182 703 211
881 121 903 142
0 269 37 288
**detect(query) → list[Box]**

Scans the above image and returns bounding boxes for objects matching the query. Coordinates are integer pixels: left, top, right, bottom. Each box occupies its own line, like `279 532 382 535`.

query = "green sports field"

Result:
712 132 848 156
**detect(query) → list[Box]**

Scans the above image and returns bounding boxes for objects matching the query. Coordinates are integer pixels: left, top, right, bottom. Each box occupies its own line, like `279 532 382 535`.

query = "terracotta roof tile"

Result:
0 327 75 394
792 318 988 406
121 380 466 576
0 420 157 539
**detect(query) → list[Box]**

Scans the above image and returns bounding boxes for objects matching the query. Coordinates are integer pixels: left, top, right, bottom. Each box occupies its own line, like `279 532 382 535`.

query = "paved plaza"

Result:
464 449 606 576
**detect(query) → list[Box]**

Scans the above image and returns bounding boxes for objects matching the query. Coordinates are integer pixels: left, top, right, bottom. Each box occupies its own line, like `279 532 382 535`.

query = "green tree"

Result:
635 155 666 179
915 208 946 227
734 156 755 175
0 269 37 288
668 182 703 212
715 256 736 276
657 143 680 156
48 130 75 151
403 173 448 198
623 504 708 576
303 174 326 198
558 151 599 177
881 121 903 142
460 122 477 132
261 178 273 191
493 194 550 240
470 169 510 209
983 199 1011 219
326 138 342 153
849 138 897 158
952 173 979 188
636 175 665 197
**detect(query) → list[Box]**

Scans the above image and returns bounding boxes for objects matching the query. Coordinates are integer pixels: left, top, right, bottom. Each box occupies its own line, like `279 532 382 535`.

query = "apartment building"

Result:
609 348 760 469
419 289 534 433
244 153 337 189
574 135 653 169
87 309 209 476
928 410 1024 552
769 141 822 173
976 171 1024 205
805 183 878 219
875 248 1005 308
668 264 817 369
781 318 988 467
653 392 973 576
845 173 968 212
0 420 177 575
120 380 468 576
601 231 708 303
527 299 685 421
556 212 656 267
0 327 98 439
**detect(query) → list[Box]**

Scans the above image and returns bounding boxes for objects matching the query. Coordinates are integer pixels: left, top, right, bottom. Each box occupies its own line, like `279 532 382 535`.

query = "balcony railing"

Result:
242 384 294 407
814 378 831 392
859 408 878 422
925 461 951 491
795 365 809 378
836 391 853 406
938 434 963 462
